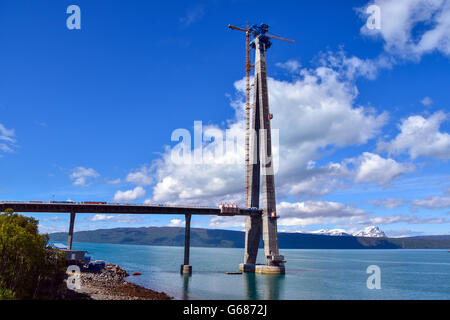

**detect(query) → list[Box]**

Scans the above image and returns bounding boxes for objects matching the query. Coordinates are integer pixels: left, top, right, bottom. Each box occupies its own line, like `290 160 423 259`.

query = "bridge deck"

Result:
0 202 262 216
1 201 261 272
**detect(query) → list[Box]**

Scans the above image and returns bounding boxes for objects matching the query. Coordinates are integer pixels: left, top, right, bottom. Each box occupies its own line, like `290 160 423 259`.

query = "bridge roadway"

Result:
0 201 262 274
0 202 261 216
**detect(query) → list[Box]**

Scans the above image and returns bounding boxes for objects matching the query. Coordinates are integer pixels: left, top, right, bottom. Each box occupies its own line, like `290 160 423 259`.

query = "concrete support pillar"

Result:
181 213 192 274
244 215 262 264
243 42 262 266
254 38 282 267
241 35 285 274
67 212 76 250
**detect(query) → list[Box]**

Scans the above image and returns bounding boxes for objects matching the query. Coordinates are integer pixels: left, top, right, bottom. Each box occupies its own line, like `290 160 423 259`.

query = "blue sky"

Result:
0 0 449 237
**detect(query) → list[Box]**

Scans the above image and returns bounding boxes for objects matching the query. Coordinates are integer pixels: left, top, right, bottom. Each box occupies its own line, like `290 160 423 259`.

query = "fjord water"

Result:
71 242 449 299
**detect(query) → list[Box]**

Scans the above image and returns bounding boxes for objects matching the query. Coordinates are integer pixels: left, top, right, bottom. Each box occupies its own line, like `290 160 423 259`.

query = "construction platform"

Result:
239 263 285 274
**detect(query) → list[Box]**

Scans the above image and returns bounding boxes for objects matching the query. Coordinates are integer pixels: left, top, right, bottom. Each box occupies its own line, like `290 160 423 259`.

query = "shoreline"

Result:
67 263 173 300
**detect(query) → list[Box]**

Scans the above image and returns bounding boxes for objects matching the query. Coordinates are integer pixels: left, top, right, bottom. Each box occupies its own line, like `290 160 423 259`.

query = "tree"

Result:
0 209 66 299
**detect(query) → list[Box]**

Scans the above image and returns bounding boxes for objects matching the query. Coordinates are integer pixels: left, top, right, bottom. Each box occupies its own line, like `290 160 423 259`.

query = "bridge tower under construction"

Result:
229 23 293 274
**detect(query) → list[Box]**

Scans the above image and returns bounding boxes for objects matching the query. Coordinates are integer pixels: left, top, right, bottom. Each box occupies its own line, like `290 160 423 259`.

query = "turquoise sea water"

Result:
69 242 449 300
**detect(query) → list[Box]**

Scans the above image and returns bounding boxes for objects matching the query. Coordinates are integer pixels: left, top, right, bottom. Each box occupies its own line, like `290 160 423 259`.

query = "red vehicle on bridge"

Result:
82 201 107 205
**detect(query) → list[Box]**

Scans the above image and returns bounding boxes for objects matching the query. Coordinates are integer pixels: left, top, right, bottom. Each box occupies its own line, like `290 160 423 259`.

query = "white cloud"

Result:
208 200 439 230
355 214 450 226
90 214 142 224
353 152 414 186
287 176 345 198
38 224 67 234
167 219 184 227
105 178 121 185
273 199 450 228
209 216 246 229
368 198 407 209
279 212 450 228
361 0 450 60
70 167 99 186
324 50 394 80
378 111 450 160
277 200 368 219
0 124 15 139
267 70 387 150
412 196 450 210
126 166 153 186
384 229 425 238
42 216 61 222
148 60 387 205
112 186 146 203
0 143 13 153
421 96 433 107
91 214 115 221
287 162 351 198
0 123 16 154
276 59 301 73
180 4 205 26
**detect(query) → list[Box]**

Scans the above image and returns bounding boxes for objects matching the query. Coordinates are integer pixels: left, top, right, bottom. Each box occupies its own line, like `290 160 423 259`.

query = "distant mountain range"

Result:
309 226 386 238
49 226 450 249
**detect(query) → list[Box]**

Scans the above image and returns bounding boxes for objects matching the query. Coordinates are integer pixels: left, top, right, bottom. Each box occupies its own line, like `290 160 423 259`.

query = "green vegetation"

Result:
49 226 450 249
0 209 67 300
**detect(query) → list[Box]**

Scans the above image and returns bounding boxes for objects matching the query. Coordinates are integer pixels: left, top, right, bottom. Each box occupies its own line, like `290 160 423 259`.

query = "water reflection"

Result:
243 272 285 300
181 274 191 300
244 273 259 300
264 274 285 300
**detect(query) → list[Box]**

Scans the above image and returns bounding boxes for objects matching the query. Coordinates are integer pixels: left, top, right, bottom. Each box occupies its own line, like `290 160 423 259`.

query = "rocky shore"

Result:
67 263 173 300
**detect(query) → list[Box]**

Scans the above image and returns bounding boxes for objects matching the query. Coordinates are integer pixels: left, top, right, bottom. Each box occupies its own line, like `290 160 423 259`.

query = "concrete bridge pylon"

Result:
240 33 285 274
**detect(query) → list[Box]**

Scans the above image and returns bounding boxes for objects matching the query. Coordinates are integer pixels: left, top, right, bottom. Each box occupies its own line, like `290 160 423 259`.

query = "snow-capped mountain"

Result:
308 226 386 238
310 229 352 236
352 226 386 238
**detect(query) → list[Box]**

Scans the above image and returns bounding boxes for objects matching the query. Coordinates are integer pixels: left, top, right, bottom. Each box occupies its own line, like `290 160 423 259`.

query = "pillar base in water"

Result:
239 263 285 274
180 265 192 274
